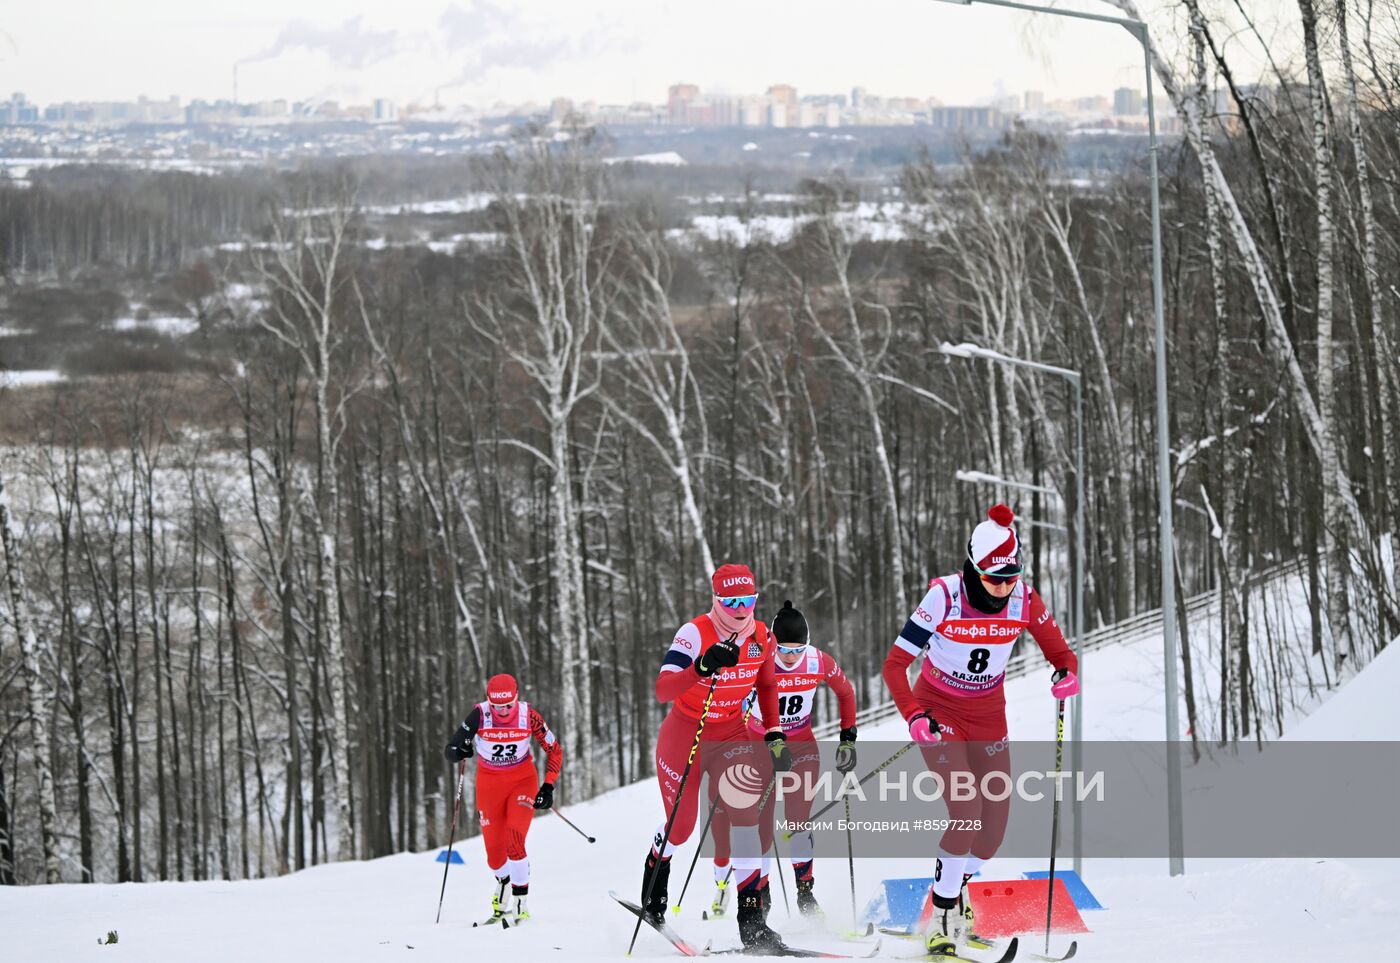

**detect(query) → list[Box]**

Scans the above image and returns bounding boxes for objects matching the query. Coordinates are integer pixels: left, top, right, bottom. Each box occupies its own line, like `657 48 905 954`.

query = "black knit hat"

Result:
771 600 809 646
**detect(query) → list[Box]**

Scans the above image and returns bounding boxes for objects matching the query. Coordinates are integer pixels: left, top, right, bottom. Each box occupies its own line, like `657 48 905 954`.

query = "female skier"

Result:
444 673 563 926
882 504 1079 956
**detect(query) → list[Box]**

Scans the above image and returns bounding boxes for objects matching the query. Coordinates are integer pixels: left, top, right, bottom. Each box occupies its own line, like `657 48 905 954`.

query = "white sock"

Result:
933 853 967 901
651 823 678 859
506 857 529 887
788 830 815 863
962 856 984 878
714 862 731 884
731 825 763 884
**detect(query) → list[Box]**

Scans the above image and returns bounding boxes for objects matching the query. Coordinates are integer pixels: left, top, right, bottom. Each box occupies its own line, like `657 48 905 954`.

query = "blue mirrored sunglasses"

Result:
718 594 759 609
776 643 807 655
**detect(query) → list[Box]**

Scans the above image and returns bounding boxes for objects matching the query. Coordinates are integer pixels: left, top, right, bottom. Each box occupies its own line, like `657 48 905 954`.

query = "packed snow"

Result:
3 625 1395 961
0 369 66 387
605 152 688 166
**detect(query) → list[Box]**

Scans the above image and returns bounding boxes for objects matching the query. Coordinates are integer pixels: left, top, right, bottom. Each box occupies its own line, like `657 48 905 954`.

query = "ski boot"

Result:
959 873 989 947
710 876 732 919
795 877 823 918
507 888 531 926
924 892 966 957
737 884 788 953
476 876 509 926
642 850 671 926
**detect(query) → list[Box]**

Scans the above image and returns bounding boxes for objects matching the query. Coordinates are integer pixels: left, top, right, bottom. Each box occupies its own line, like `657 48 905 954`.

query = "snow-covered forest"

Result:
2 0 1399 889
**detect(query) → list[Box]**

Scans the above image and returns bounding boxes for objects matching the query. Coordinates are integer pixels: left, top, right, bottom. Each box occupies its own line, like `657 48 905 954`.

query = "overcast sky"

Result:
1 0 1300 108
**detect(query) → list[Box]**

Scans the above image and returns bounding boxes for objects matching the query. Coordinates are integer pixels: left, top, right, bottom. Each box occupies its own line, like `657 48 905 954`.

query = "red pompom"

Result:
988 504 1015 527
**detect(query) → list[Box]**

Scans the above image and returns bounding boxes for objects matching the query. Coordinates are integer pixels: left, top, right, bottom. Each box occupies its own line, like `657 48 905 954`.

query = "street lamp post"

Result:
930 0 1183 877
941 342 1085 876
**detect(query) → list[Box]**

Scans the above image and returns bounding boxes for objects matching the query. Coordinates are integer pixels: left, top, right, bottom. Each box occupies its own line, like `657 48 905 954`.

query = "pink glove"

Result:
1051 669 1080 699
908 712 941 744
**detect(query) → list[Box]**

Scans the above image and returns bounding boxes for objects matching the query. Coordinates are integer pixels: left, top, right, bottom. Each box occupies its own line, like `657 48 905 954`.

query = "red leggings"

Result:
476 762 538 871
652 709 763 854
916 691 1011 860
712 732 821 860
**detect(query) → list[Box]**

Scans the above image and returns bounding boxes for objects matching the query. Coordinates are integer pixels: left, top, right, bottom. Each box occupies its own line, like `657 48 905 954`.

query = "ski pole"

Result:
551 805 596 843
628 677 719 956
1044 698 1067 955
785 739 914 839
435 760 467 924
770 813 791 918
844 793 857 932
673 790 725 914
673 700 754 915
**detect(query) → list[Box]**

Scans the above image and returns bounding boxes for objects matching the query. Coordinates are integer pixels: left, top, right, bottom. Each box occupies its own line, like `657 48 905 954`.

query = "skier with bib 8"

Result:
882 505 1079 957
443 673 563 926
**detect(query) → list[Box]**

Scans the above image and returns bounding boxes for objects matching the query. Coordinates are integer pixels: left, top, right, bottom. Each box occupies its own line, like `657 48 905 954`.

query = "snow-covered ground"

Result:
4 635 1396 961
0 369 67 387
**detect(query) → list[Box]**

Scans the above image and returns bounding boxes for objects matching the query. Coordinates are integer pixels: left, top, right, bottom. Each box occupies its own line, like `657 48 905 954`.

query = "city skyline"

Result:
1 0 1301 113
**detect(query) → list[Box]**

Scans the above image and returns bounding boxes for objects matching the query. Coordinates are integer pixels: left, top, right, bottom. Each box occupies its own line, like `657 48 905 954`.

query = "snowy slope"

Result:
1283 639 1400 740
5 641 1397 962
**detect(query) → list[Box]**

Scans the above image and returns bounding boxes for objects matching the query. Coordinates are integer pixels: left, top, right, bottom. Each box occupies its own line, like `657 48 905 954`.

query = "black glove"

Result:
444 720 476 763
534 782 554 811
835 726 858 774
696 634 741 677
765 731 792 773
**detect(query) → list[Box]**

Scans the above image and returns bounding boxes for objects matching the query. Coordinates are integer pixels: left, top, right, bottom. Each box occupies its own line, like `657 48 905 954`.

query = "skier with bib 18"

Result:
443 673 563 926
881 505 1079 957
642 563 793 952
708 600 858 920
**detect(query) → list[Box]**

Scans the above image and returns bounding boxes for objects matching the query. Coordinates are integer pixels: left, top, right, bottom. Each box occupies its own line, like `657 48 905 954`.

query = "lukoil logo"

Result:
716 762 767 809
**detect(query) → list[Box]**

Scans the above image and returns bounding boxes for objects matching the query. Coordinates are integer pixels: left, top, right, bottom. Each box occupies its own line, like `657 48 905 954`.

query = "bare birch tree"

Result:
471 136 611 795
0 469 62 883
252 198 359 860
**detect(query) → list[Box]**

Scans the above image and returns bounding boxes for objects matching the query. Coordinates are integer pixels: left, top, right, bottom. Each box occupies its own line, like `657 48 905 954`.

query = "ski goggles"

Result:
488 699 518 715
972 562 1024 586
718 593 759 610
776 643 808 656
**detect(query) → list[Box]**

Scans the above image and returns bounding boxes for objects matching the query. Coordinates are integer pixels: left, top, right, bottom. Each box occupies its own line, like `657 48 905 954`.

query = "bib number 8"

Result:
966 648 991 674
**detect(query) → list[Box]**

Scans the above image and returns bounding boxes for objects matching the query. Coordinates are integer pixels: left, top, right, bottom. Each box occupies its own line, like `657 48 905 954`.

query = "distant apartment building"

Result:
1113 87 1144 115
375 98 399 122
739 98 766 127
668 83 699 124
767 84 800 126
1074 95 1110 114
0 92 39 124
851 86 867 108
1024 90 1045 111
591 102 664 126
926 106 1009 130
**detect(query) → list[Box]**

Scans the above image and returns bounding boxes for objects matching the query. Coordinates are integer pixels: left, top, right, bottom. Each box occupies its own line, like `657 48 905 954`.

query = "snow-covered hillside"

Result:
4 638 1397 962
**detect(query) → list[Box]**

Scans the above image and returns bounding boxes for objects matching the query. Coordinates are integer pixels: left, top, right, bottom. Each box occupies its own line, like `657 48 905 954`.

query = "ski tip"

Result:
701 911 709 921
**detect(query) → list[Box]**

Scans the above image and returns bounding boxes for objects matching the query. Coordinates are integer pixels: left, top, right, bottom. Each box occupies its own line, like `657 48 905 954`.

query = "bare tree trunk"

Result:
1336 0 1400 543
0 472 62 883
1300 0 1356 671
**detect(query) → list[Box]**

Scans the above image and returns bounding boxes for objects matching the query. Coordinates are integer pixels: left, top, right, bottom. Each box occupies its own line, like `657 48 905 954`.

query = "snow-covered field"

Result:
4 633 1397 962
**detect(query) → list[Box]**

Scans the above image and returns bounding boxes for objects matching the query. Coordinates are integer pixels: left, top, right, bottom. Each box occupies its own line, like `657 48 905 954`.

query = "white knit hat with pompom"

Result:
968 504 1021 572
